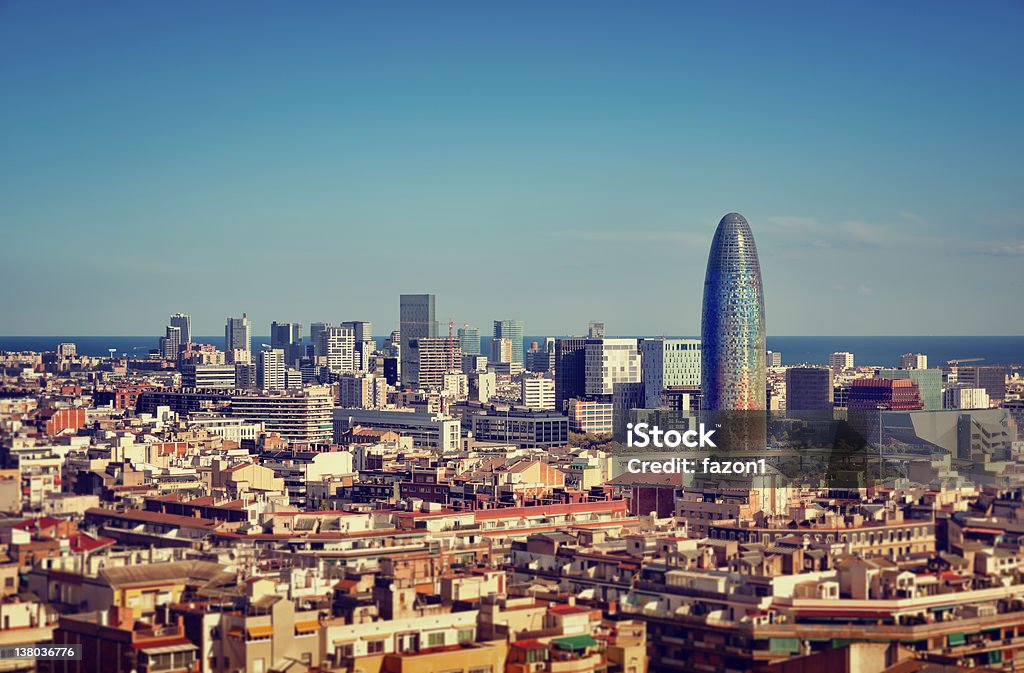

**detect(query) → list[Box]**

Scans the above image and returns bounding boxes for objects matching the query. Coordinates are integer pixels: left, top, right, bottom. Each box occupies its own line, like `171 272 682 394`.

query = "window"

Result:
469 667 493 673
367 640 385 655
427 632 445 647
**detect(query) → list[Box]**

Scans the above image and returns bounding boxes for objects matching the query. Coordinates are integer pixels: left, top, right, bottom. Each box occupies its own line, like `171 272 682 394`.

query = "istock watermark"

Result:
625 422 718 449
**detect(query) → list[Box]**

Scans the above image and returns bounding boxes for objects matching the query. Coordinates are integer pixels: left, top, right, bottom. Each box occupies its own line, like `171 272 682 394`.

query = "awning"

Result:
247 625 274 638
552 635 598 651
141 643 197 655
295 620 320 633
227 628 244 639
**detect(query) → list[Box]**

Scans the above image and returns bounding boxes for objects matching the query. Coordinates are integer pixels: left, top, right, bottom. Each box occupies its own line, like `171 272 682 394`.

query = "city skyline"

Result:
1 2 1023 337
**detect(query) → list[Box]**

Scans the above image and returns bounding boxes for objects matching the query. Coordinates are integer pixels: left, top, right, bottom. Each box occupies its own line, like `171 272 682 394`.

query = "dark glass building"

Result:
700 212 767 412
554 337 588 412
786 367 834 420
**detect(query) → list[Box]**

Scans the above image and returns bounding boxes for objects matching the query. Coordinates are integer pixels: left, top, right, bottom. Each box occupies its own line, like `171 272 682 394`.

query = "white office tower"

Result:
521 376 556 410
766 350 782 367
900 352 928 370
225 314 252 357
319 326 355 374
641 338 701 408
400 294 437 387
285 368 303 390
490 337 513 364
944 386 990 410
585 338 641 396
342 321 374 372
829 351 854 372
257 348 287 390
169 313 192 345
160 326 182 359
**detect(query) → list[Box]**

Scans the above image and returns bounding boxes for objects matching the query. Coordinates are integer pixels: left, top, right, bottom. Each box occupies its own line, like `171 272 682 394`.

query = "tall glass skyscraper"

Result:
493 319 524 364
701 212 766 412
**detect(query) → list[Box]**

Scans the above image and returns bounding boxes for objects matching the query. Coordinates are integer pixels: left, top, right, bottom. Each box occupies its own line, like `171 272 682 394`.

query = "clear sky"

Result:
1 1 1022 337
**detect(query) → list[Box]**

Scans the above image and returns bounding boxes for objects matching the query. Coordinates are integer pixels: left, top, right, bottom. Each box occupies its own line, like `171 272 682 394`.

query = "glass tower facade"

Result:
700 212 766 411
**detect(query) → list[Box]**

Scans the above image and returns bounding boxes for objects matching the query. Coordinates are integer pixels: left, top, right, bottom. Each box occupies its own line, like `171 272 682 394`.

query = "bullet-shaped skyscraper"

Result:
701 212 766 412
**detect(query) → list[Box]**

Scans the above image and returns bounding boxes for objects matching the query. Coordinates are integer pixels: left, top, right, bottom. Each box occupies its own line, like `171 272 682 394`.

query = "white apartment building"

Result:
257 348 287 390
521 376 555 410
900 352 928 370
829 351 855 371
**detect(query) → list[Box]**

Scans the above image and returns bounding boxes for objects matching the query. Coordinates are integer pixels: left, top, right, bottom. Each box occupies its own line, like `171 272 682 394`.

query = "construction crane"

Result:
947 357 984 366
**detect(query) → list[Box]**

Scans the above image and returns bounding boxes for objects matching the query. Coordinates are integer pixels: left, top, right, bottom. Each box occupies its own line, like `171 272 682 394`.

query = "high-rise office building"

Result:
257 348 287 390
829 351 855 372
493 319 524 365
225 314 251 357
785 367 833 418
701 213 767 412
271 321 303 366
899 352 928 370
407 337 461 390
588 321 605 339
342 321 374 372
169 313 191 345
490 337 513 364
159 326 181 360
310 322 329 357
400 294 437 387
400 294 437 339
641 338 701 409
554 338 588 412
766 350 782 367
457 326 481 355
319 326 355 374
585 338 641 397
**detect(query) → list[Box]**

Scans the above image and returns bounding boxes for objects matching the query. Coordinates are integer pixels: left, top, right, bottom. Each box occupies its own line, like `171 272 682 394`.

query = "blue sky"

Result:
1 1 1022 337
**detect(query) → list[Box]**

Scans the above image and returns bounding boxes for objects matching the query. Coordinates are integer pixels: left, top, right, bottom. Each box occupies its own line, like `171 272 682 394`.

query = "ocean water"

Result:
2 335 1022 369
